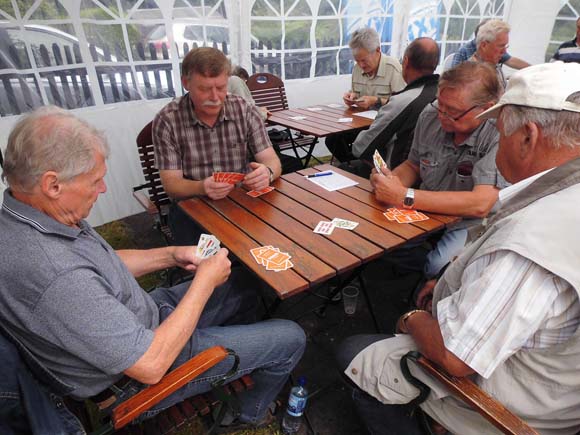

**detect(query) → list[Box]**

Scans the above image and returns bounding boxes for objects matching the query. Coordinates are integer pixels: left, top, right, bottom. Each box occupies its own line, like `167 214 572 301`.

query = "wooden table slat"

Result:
179 199 309 299
228 188 363 272
195 197 336 288
271 178 405 252
281 172 426 241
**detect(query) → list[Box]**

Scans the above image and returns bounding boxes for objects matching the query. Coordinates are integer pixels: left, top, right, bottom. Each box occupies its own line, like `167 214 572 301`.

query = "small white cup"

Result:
342 285 359 315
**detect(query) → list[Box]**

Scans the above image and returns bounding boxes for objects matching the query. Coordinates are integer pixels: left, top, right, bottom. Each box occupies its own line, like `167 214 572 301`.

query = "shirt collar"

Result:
498 168 553 204
2 190 84 239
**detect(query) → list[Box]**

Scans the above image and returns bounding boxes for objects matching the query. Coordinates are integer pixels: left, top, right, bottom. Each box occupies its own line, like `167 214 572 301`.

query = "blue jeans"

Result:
423 228 467 279
336 335 426 435
140 267 306 424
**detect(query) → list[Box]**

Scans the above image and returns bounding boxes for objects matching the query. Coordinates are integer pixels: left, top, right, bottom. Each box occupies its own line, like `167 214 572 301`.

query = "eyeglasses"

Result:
430 101 482 122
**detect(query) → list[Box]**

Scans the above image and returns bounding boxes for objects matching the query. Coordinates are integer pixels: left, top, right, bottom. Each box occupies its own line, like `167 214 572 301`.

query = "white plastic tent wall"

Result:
0 0 572 226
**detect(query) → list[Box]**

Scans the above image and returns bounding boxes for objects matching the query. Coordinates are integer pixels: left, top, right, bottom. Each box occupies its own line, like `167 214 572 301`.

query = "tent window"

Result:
546 1 579 61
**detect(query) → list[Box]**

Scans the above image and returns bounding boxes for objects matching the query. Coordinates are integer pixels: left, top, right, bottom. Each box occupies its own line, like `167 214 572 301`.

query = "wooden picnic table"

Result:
179 165 460 300
266 104 375 167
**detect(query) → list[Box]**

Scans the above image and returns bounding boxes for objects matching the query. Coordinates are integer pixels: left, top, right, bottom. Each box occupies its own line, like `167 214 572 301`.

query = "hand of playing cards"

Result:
213 172 245 184
196 234 221 259
373 149 389 175
383 207 429 224
250 246 293 272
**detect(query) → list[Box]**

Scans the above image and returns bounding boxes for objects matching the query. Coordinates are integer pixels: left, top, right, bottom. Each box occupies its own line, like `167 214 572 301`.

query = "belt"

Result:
90 375 133 408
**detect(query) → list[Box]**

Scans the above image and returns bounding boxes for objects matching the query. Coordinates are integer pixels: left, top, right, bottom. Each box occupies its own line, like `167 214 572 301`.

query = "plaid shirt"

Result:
153 94 272 180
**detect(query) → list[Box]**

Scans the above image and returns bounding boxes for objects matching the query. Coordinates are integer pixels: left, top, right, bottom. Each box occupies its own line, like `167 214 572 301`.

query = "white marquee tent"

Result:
0 0 576 226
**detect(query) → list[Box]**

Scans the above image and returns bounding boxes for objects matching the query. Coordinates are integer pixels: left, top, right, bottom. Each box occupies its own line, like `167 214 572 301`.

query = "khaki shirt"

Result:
351 53 405 100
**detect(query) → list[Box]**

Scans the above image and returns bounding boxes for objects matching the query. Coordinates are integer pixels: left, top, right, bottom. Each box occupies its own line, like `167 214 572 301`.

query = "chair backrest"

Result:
135 121 171 213
246 73 289 113
442 53 456 72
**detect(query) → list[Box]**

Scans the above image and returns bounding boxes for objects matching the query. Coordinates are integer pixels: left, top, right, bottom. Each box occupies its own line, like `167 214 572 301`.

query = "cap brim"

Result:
477 103 504 120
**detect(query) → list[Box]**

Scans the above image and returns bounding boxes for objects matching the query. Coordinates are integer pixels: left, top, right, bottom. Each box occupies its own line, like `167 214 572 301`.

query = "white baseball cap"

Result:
478 61 580 119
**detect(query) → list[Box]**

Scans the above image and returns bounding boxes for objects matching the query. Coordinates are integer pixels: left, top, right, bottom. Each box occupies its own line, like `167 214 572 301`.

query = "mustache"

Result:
202 100 222 107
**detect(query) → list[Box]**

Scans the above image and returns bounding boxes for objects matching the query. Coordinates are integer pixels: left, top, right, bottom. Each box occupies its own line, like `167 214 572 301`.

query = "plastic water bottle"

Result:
281 376 308 434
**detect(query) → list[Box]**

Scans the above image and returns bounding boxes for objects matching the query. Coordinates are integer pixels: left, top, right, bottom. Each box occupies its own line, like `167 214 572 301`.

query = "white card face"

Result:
337 117 352 123
197 234 220 259
373 149 387 173
313 221 336 235
327 103 343 108
306 107 323 111
289 116 306 120
331 218 359 230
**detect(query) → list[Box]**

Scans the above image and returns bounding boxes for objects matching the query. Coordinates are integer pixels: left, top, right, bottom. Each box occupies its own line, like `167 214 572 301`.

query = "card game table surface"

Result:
179 165 460 300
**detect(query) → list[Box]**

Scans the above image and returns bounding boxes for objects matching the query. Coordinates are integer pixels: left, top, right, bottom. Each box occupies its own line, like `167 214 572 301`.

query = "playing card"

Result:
196 234 221 259
331 218 359 230
337 117 352 123
306 107 323 111
250 246 293 272
313 221 336 235
247 186 275 197
213 172 245 184
383 208 429 223
289 116 306 120
373 149 388 174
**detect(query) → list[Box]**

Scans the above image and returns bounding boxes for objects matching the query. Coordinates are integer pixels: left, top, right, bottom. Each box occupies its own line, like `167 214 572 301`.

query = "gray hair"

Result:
349 27 380 52
499 92 580 149
2 106 110 192
476 19 510 47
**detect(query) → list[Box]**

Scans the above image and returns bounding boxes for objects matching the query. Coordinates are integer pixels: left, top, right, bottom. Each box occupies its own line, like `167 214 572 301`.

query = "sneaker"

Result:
215 402 278 434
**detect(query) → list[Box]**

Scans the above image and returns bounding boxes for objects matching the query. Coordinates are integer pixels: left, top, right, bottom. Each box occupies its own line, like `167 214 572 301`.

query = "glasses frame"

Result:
430 101 483 122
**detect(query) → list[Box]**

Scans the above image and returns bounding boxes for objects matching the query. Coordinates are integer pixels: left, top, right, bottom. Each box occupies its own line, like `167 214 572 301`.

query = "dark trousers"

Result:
336 335 427 435
168 201 205 246
325 131 360 163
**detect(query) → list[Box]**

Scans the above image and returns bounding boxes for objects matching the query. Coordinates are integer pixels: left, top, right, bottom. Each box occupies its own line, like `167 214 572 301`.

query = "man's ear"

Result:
40 171 62 199
519 122 540 160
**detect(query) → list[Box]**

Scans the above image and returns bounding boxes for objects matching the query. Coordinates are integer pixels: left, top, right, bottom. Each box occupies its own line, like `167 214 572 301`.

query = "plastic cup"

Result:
342 285 359 315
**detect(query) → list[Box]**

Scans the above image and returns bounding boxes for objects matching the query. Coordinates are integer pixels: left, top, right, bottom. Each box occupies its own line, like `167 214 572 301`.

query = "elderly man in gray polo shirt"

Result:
0 107 305 430
371 61 505 281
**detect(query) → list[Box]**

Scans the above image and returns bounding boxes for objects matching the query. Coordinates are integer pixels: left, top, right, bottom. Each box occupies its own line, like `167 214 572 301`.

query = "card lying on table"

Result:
247 186 275 197
213 172 245 184
332 218 359 230
196 234 221 259
383 207 429 224
250 245 293 272
313 220 336 235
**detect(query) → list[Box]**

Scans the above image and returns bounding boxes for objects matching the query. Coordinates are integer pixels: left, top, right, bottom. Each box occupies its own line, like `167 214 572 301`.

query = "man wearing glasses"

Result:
371 61 505 280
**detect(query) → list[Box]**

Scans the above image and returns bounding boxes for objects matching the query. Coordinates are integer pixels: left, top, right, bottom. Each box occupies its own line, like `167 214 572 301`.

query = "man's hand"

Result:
203 176 234 200
370 169 407 206
416 279 437 312
343 91 358 107
172 246 202 272
243 162 270 191
354 96 379 110
194 248 231 289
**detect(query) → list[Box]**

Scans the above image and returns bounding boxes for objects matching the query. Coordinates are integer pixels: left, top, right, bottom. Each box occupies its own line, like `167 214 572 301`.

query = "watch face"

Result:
404 197 413 206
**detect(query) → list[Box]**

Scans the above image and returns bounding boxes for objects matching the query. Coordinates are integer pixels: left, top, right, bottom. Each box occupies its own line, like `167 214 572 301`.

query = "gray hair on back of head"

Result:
2 106 110 192
476 19 510 47
499 92 580 149
349 27 380 52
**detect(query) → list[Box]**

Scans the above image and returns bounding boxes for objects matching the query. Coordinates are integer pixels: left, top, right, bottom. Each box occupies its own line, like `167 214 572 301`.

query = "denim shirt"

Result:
0 331 85 434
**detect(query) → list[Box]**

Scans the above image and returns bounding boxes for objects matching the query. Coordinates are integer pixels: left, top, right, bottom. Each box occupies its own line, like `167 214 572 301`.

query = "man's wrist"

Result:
266 165 274 183
398 309 429 333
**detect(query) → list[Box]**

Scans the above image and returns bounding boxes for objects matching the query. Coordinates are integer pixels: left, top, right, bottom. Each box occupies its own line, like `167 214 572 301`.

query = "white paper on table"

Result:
306 107 323 111
337 117 352 123
327 103 343 108
354 110 378 120
306 170 358 191
289 115 307 120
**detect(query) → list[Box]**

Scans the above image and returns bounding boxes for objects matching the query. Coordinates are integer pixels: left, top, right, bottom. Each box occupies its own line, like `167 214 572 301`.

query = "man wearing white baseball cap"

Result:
337 61 580 435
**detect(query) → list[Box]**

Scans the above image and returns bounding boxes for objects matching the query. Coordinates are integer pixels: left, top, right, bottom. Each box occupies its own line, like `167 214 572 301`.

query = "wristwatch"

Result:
266 166 274 184
403 188 415 209
398 309 428 332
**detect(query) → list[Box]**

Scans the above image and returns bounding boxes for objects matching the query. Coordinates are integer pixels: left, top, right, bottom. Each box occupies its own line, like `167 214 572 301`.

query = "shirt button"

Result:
351 368 359 375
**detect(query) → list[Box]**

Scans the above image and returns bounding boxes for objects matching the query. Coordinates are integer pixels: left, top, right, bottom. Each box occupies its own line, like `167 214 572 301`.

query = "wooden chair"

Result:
246 72 319 168
401 351 539 435
92 346 253 435
132 121 172 244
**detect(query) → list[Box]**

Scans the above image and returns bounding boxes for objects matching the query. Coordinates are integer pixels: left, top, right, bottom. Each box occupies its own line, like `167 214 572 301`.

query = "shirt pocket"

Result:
419 158 439 187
